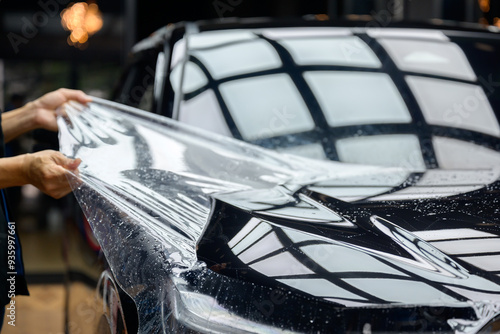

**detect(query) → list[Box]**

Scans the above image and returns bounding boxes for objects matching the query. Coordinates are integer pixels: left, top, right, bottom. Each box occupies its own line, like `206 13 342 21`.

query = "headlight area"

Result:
160 268 483 334
163 268 341 333
164 272 299 333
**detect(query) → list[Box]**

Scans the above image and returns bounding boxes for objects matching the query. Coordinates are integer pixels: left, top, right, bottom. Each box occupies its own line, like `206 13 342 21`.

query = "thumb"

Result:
51 152 80 170
65 157 82 171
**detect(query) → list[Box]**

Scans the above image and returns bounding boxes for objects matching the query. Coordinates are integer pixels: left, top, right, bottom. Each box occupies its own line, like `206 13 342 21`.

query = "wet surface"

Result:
58 99 500 333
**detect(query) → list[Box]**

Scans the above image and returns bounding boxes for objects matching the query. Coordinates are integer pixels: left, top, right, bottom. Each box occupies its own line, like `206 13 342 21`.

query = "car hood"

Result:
204 174 500 302
58 99 500 333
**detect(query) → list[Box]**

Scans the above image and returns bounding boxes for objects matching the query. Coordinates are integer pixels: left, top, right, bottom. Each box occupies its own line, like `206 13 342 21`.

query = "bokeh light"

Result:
479 0 490 13
61 2 103 49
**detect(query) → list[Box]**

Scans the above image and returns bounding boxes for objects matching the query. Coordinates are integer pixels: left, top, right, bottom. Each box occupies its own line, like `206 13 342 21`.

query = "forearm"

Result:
1 103 38 143
0 155 28 188
0 150 80 199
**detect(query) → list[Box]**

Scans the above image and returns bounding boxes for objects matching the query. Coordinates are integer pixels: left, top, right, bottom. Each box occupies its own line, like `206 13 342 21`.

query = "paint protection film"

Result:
58 99 500 333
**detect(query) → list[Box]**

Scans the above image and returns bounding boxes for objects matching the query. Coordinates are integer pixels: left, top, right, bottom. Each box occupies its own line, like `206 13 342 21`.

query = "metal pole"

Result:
432 0 443 19
123 0 136 64
328 0 339 19
403 0 411 20
0 59 4 110
465 0 475 22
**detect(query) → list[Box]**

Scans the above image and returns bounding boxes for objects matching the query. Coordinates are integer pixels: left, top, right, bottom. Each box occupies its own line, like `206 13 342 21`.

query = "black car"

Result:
62 18 500 333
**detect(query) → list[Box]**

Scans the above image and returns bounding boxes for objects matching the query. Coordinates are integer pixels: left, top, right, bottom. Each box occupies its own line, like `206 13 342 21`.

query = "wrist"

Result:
13 102 39 131
20 153 33 185
24 101 41 129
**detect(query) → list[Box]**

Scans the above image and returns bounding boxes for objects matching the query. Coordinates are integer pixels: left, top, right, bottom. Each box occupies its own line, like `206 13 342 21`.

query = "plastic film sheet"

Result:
58 99 500 333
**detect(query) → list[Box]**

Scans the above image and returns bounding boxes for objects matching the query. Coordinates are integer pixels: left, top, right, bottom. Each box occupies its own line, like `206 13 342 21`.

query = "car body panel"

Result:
59 98 500 333
63 18 500 334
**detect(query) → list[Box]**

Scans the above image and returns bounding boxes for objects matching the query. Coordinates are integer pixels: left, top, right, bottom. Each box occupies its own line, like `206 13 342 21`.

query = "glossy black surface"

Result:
63 18 500 334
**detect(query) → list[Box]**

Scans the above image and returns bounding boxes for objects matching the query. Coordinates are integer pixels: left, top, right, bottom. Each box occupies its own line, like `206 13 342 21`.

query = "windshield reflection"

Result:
169 27 500 171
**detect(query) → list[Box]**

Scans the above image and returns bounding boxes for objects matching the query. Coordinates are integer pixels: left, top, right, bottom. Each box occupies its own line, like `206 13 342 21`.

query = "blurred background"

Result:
0 0 499 332
1 0 499 105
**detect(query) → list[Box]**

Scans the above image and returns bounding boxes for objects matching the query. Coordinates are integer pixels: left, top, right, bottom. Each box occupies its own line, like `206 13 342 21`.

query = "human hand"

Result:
22 150 81 199
30 88 91 131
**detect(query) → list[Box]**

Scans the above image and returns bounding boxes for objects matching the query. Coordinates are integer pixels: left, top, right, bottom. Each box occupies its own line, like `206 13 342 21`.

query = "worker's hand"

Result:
30 88 91 132
22 150 81 199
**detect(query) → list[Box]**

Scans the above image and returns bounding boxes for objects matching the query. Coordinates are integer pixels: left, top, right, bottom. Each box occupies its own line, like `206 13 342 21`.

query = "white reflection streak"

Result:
113 178 211 244
74 172 201 261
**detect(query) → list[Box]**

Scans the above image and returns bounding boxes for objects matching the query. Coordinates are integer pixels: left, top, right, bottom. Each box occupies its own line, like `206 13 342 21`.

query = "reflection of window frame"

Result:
226 215 497 306
169 27 500 170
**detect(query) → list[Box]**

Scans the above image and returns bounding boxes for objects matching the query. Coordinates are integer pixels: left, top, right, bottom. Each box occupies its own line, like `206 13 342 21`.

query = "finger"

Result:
58 88 92 104
48 151 77 168
59 157 80 170
66 158 82 170
51 163 69 180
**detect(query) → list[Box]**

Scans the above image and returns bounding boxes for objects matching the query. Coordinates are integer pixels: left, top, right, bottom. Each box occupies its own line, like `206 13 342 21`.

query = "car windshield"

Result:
169 27 500 171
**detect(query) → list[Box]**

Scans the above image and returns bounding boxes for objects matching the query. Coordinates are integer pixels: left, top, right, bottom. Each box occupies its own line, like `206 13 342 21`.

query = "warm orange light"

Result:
479 17 489 25
61 2 103 49
479 0 490 12
315 14 329 21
